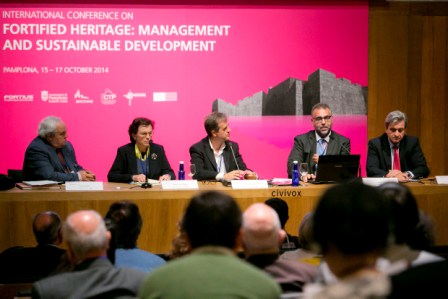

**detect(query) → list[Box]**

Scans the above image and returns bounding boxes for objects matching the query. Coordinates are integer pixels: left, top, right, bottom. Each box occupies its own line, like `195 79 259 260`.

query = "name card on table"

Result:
161 180 199 190
231 180 269 189
362 177 398 187
436 176 448 184
65 181 104 191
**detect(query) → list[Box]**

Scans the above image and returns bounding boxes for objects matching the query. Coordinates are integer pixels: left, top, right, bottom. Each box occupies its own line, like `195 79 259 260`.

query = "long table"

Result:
0 182 447 253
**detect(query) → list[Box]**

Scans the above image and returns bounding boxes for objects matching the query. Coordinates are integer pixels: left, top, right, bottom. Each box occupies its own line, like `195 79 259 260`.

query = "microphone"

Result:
227 141 240 170
141 152 152 189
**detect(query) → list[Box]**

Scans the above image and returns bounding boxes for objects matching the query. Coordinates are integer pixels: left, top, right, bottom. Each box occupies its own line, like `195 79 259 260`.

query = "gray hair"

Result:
63 210 108 260
385 110 407 129
38 116 62 138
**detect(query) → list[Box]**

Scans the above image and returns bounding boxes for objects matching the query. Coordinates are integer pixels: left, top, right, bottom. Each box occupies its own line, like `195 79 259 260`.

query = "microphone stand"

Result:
228 142 240 170
141 152 152 189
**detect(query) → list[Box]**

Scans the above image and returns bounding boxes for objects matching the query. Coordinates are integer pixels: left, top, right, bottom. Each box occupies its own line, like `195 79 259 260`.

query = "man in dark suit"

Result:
287 103 350 180
366 110 429 181
0 211 66 283
32 210 145 298
189 111 256 181
22 116 95 182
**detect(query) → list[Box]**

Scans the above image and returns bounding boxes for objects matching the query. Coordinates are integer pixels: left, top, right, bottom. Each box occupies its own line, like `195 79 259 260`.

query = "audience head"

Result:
63 210 110 263
38 116 67 149
298 212 315 251
378 182 420 245
169 217 192 259
313 182 390 256
128 117 154 144
32 211 63 246
264 197 289 229
411 211 436 250
242 203 285 255
105 201 142 249
204 111 228 137
181 191 241 250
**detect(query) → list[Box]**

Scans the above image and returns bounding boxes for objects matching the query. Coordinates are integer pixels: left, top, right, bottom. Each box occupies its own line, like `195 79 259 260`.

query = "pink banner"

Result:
0 3 368 180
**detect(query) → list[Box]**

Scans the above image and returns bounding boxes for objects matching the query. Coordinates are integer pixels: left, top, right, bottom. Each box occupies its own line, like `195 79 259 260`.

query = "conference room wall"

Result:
368 0 448 177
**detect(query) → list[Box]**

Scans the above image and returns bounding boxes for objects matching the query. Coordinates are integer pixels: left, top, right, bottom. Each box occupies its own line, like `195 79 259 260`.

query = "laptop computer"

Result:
310 154 361 184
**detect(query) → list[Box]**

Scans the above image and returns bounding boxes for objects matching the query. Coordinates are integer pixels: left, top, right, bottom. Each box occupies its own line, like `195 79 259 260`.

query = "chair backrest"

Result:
0 283 32 299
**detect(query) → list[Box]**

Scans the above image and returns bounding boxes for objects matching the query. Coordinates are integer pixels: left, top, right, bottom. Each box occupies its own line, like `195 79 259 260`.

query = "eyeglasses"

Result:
313 115 332 122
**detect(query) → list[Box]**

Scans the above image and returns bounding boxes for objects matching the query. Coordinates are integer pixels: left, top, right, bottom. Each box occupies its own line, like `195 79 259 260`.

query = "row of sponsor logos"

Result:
3 89 178 105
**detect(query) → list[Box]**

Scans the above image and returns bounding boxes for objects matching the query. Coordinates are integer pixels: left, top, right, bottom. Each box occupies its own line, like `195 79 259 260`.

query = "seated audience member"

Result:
108 117 175 183
366 110 429 181
287 103 350 181
189 111 257 181
105 201 166 272
242 203 317 293
265 197 299 252
23 116 95 181
302 182 392 299
281 212 321 266
32 210 145 298
388 260 448 298
139 191 281 298
0 211 66 283
410 210 437 251
378 182 443 267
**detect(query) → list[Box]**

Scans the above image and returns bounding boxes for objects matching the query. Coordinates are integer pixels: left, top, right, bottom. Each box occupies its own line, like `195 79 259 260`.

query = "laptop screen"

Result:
314 154 360 183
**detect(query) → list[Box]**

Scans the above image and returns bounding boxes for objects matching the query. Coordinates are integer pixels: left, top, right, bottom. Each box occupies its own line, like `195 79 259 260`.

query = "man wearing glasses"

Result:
366 110 429 182
287 103 350 181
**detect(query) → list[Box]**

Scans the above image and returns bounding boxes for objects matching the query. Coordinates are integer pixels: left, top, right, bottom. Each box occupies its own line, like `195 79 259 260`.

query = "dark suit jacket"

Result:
108 143 175 182
287 130 351 177
389 260 448 299
32 257 145 299
0 245 66 283
22 137 84 181
189 137 248 180
366 133 429 178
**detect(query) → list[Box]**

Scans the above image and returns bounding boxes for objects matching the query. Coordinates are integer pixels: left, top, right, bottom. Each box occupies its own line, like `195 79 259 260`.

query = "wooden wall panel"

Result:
368 1 448 176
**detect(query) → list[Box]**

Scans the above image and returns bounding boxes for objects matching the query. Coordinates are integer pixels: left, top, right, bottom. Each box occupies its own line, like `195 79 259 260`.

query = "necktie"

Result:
318 139 327 156
56 149 69 173
393 145 401 170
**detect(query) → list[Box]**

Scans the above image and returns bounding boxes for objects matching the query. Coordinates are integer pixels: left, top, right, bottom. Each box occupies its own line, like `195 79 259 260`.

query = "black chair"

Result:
7 169 23 183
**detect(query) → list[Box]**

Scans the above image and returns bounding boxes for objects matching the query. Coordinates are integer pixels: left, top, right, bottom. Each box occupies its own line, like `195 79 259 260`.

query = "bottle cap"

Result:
293 160 298 164
180 161 184 164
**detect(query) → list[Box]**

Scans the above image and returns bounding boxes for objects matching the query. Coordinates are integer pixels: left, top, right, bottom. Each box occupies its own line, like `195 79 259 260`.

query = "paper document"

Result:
22 180 62 186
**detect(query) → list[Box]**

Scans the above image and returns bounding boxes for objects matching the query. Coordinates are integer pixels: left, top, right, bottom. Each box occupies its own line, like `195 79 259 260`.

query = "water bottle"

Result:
178 161 185 180
292 160 299 187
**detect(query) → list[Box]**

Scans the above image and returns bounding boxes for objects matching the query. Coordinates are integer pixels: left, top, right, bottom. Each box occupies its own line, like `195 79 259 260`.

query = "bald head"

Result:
63 210 109 262
33 211 62 245
242 203 285 255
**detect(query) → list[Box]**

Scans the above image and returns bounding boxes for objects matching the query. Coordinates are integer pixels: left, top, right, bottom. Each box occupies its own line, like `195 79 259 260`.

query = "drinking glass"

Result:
189 164 196 178
299 163 309 177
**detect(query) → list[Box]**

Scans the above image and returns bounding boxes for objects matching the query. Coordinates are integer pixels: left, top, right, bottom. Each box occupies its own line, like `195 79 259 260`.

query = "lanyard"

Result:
217 154 223 173
139 157 148 175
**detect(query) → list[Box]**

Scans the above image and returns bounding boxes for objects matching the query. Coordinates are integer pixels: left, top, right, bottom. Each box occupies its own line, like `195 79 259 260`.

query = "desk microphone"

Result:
227 141 240 170
141 152 152 189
